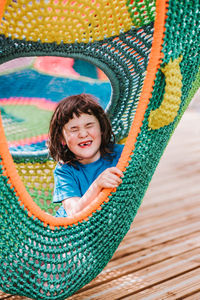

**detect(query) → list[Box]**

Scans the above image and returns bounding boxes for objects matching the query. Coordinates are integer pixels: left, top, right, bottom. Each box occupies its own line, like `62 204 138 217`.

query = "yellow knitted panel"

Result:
0 0 133 43
118 137 127 144
15 160 56 191
148 56 183 130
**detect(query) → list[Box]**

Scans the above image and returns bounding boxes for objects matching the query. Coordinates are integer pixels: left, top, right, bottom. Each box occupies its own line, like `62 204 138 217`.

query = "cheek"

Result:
63 133 76 147
91 128 102 142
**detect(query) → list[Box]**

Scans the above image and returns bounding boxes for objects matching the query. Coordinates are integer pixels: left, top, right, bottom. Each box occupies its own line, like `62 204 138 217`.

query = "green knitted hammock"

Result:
0 0 199 299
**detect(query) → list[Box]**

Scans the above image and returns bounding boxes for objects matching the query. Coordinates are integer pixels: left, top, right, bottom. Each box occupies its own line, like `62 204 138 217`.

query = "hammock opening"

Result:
0 56 113 217
0 0 164 231
0 18 156 228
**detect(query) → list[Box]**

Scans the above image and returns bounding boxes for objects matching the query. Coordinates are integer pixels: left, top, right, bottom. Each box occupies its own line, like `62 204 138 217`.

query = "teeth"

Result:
80 141 92 146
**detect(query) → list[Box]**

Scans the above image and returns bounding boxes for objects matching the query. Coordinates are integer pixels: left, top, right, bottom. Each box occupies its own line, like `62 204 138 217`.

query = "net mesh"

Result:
0 0 155 43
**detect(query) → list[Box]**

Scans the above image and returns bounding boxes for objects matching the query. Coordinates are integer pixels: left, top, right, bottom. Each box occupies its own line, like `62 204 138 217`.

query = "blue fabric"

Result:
0 70 111 108
53 144 124 217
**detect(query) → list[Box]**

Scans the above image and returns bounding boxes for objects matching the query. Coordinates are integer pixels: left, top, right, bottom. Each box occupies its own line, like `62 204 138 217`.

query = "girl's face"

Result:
62 113 102 164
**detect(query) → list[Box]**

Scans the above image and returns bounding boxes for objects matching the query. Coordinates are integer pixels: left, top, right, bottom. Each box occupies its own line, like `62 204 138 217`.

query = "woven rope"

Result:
0 0 199 299
0 0 155 43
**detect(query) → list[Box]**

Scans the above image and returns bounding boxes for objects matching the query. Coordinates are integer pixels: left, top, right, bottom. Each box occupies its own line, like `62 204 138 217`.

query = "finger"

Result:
107 167 124 177
103 181 119 188
102 173 122 184
103 175 122 186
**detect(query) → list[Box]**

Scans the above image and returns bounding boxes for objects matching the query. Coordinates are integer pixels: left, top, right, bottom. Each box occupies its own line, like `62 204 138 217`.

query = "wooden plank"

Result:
75 232 200 292
0 291 31 300
123 269 200 300
142 176 200 207
69 249 200 299
125 191 200 231
184 292 200 300
128 197 200 232
115 218 200 258
133 203 200 239
126 198 200 234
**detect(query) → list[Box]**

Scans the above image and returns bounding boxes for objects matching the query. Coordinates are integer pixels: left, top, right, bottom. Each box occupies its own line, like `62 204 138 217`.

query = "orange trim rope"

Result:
0 0 168 229
0 0 7 24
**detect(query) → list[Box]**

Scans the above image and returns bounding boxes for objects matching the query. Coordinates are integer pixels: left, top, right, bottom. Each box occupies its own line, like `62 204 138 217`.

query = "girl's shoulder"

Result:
113 143 124 153
104 143 124 163
110 143 124 156
54 161 73 175
55 160 82 176
114 143 124 159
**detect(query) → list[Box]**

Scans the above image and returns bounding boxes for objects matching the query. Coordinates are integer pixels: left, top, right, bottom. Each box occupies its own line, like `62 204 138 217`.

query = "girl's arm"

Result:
62 167 123 216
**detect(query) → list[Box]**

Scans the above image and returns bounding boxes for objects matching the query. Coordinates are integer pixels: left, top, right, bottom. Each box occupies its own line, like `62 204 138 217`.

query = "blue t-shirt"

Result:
53 144 124 217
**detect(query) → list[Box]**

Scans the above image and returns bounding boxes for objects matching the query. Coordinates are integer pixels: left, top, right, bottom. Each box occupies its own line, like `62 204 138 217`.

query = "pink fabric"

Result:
0 57 34 73
34 56 79 77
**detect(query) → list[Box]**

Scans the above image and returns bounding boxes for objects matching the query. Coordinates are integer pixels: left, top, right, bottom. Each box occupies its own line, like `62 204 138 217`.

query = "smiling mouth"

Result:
79 141 92 148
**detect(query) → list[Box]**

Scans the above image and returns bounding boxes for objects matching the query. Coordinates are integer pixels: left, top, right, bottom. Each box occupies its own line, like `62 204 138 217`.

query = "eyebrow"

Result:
69 126 78 130
69 122 95 129
86 122 95 125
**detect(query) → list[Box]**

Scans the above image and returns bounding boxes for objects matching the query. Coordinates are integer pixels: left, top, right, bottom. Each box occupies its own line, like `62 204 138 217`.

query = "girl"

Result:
48 94 124 217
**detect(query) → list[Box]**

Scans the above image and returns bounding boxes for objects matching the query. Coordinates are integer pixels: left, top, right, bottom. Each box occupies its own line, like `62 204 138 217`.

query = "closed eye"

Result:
70 127 79 132
86 122 95 128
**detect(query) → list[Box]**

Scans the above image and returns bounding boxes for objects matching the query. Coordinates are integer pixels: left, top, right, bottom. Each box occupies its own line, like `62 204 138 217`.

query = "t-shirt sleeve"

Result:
53 164 81 203
113 143 124 161
115 143 124 156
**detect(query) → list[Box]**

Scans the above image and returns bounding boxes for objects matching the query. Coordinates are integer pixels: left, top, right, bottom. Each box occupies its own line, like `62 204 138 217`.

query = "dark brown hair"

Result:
47 93 115 164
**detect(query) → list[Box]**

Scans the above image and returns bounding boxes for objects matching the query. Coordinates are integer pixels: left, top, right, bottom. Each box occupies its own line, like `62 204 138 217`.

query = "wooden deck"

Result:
1 101 200 299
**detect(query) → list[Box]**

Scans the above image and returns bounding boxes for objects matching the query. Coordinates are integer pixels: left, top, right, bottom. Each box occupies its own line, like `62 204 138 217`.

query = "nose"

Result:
78 128 88 138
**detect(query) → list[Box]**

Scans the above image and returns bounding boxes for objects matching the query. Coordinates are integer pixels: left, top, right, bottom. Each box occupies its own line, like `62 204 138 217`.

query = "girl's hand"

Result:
95 167 124 189
62 167 124 216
